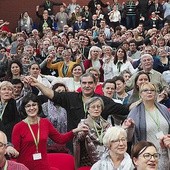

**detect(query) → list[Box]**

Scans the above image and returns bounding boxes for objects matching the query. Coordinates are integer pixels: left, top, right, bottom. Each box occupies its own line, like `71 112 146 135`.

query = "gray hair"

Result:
88 46 102 59
103 126 127 148
85 96 104 111
80 72 97 84
140 54 153 62
48 45 55 52
0 81 14 91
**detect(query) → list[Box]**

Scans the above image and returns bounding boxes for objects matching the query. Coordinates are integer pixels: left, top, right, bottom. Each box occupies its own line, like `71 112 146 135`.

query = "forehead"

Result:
138 74 149 79
0 85 13 90
30 64 39 69
81 76 94 82
11 63 19 67
141 56 152 61
141 84 155 90
104 82 115 88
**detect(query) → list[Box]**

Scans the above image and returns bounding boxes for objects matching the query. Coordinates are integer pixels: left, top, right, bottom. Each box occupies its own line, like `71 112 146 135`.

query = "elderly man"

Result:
126 53 168 93
0 131 28 169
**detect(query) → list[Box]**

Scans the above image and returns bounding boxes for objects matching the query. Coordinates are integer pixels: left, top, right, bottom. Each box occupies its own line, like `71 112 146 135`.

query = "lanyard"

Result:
26 118 40 152
46 1 51 7
1 160 8 170
93 119 104 144
0 102 7 121
146 108 160 131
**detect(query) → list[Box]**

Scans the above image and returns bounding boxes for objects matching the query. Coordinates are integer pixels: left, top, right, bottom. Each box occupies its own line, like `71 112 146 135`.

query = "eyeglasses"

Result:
142 153 160 160
141 89 155 93
89 105 102 110
92 51 99 53
0 142 7 148
25 103 38 109
111 137 127 144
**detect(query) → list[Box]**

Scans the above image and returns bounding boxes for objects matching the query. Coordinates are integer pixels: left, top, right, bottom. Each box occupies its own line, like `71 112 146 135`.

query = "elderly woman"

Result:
0 81 20 141
91 126 134 170
131 141 169 170
128 82 170 168
47 49 82 77
102 45 114 81
83 46 104 82
74 97 111 168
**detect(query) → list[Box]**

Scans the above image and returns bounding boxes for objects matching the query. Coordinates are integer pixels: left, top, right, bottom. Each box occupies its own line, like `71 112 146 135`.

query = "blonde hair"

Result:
103 126 127 148
139 82 157 93
0 81 14 91
88 46 102 59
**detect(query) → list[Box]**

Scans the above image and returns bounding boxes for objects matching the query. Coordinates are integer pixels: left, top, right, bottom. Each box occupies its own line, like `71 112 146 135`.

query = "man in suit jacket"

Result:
73 16 87 32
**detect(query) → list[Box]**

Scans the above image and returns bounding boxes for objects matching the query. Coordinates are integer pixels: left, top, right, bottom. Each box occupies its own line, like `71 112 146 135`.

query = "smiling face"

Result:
24 100 39 118
141 56 153 71
109 133 127 156
88 99 102 118
133 146 158 170
11 63 21 76
103 82 115 99
72 65 83 78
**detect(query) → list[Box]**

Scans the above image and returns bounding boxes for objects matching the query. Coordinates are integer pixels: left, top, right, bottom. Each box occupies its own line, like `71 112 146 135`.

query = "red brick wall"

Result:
0 0 113 32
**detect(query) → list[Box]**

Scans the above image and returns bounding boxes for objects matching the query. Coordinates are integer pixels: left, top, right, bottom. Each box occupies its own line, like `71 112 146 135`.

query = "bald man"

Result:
0 131 29 170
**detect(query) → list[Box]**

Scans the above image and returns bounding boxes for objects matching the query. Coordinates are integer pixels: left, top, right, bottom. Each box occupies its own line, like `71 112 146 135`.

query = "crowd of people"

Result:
0 0 170 169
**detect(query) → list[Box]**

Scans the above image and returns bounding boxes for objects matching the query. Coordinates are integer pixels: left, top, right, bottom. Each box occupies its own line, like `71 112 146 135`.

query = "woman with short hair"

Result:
74 96 111 168
91 126 134 170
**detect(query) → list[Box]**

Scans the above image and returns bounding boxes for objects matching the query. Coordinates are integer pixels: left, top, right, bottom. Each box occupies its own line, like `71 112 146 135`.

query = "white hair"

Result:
103 126 127 148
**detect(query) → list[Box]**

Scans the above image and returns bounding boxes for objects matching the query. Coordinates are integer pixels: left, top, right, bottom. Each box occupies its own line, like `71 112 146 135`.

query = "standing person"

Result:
17 12 33 35
46 49 82 77
0 131 29 170
39 0 66 16
108 4 121 31
74 97 111 167
36 6 53 34
88 0 109 15
83 46 104 82
55 5 69 32
112 46 136 76
128 82 170 168
124 0 138 29
12 93 88 170
24 73 129 151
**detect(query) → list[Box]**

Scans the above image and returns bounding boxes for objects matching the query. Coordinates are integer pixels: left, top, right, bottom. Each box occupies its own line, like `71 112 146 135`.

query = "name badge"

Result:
60 21 63 23
33 153 42 160
155 131 164 139
128 9 132 11
48 8 51 11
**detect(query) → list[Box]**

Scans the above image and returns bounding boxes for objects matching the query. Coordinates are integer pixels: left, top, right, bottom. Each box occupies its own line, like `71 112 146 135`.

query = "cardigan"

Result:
47 59 81 77
128 102 170 143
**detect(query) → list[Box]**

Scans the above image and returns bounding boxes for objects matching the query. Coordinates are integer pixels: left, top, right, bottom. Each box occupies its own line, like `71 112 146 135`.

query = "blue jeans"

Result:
126 15 136 29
